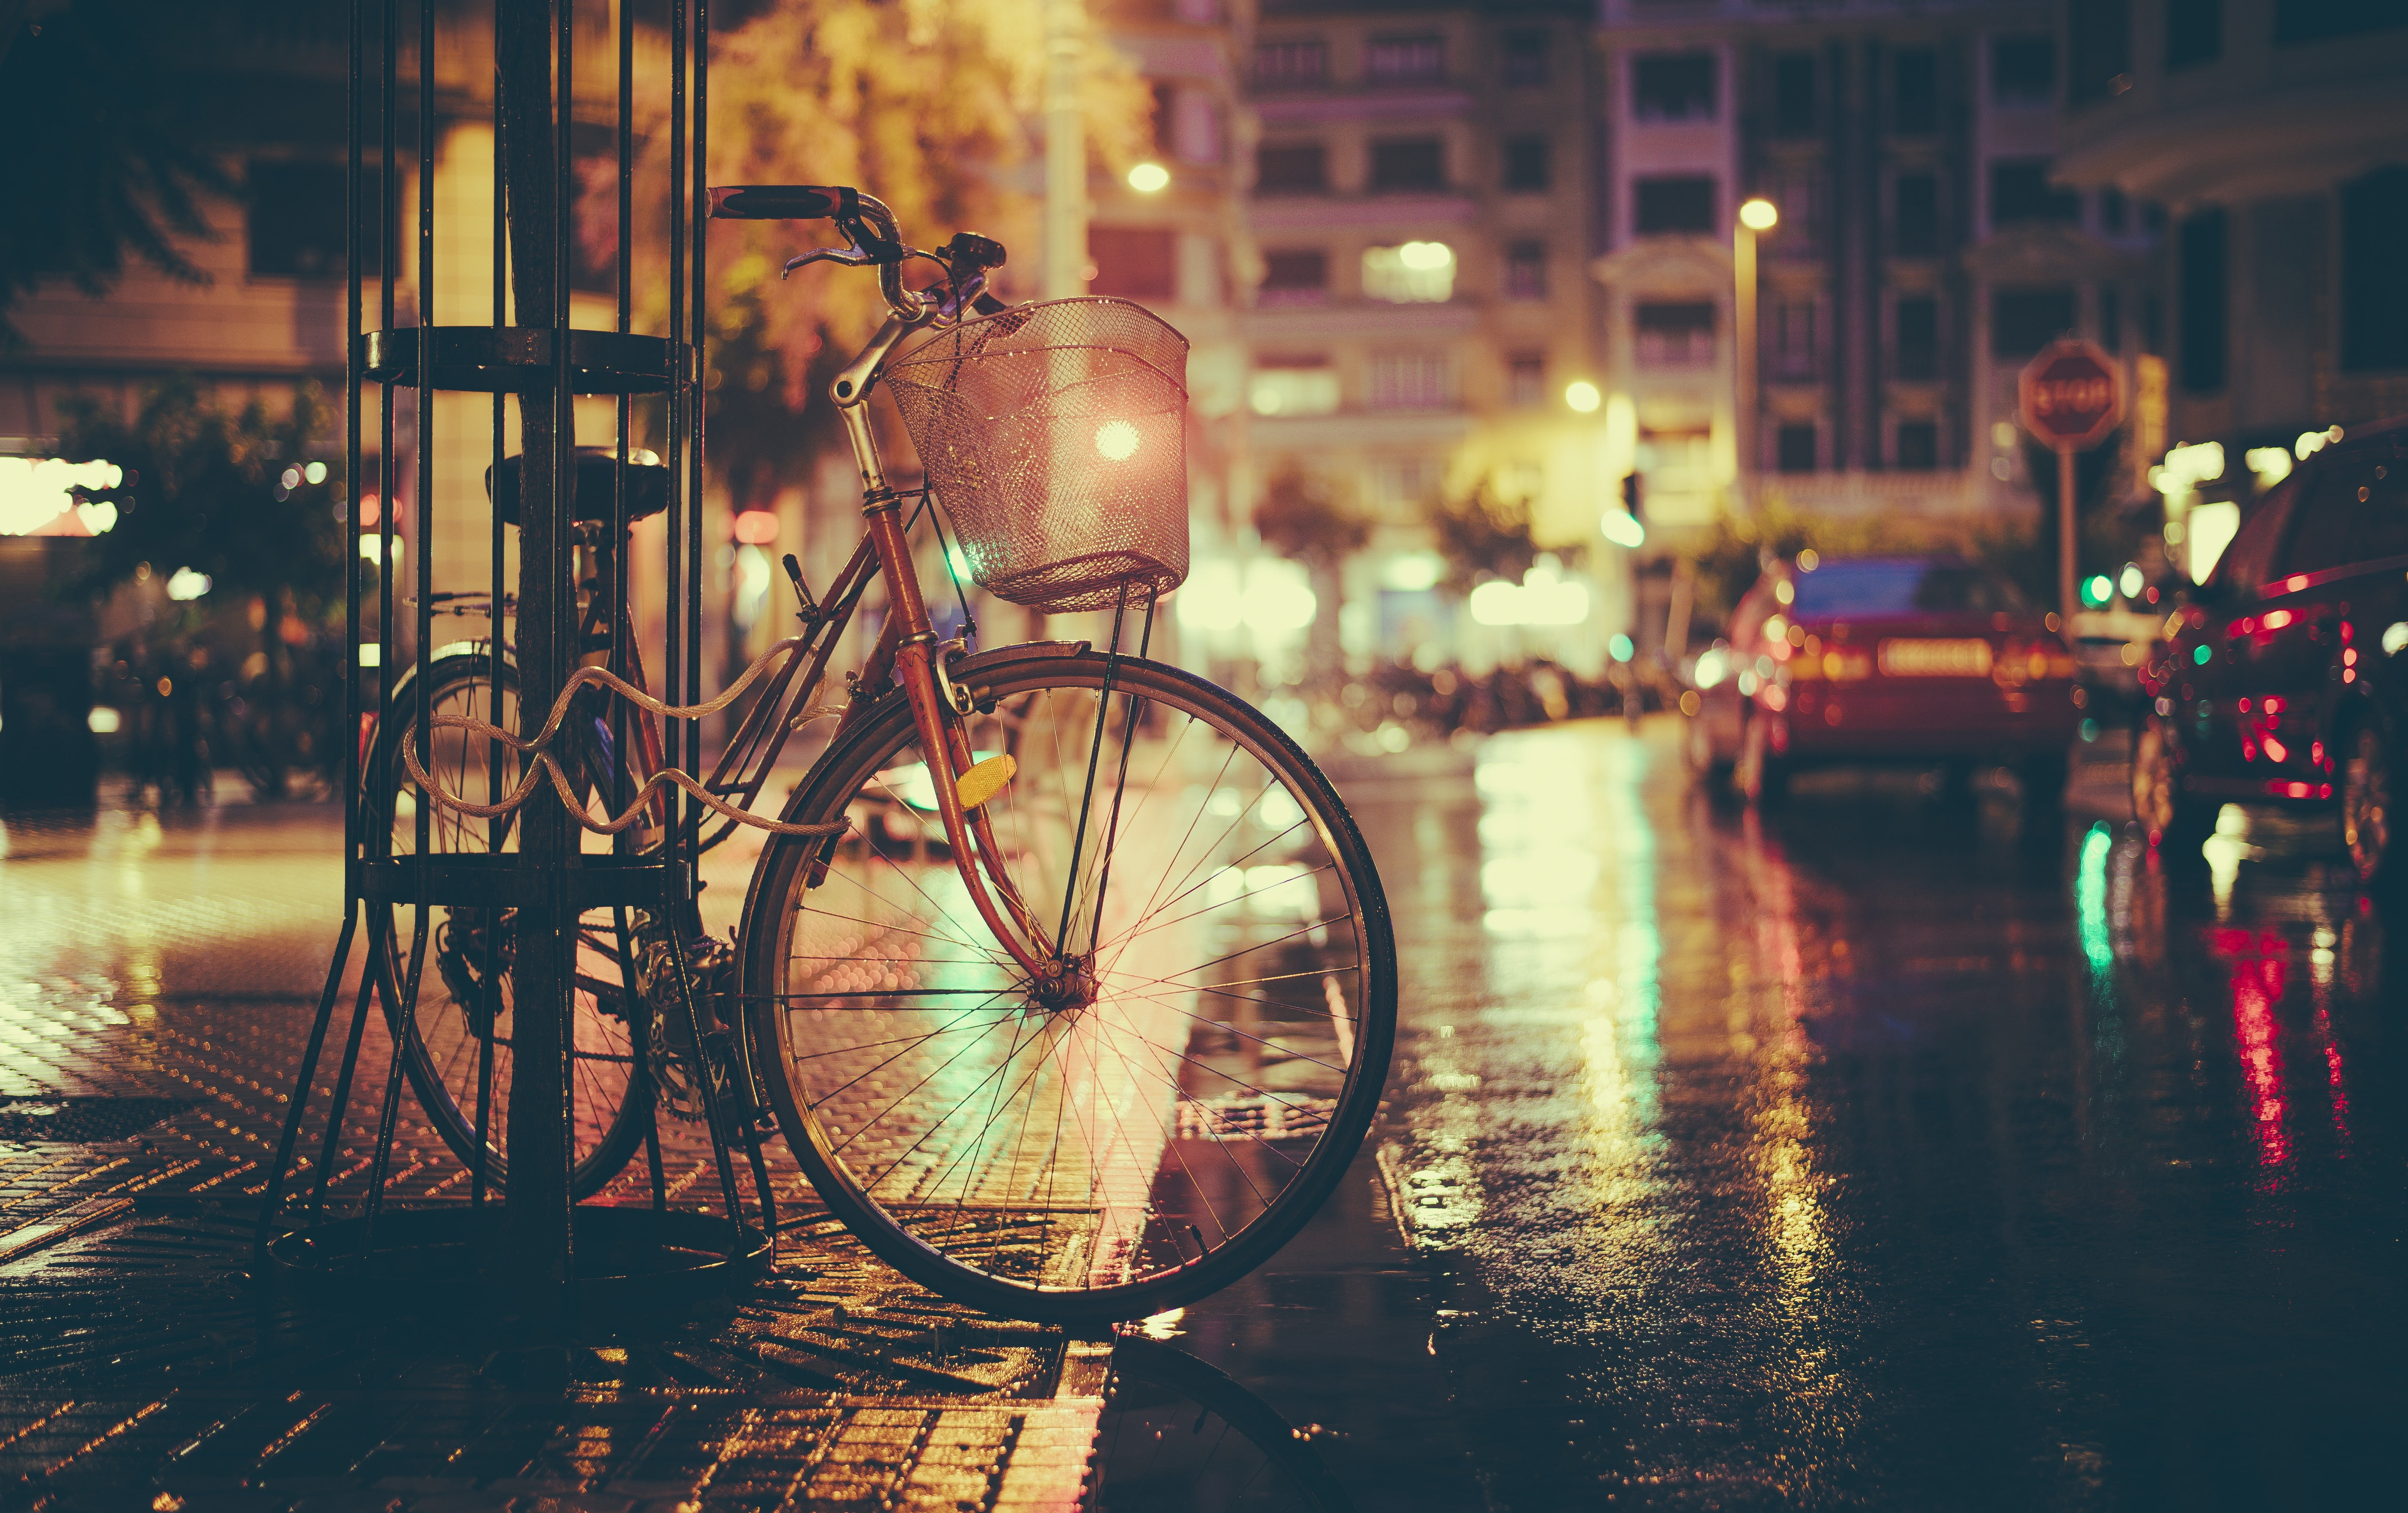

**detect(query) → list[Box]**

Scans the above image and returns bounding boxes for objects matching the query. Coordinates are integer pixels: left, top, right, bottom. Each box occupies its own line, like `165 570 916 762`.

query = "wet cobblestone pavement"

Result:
10 716 2408 1510
0 802 1120 1512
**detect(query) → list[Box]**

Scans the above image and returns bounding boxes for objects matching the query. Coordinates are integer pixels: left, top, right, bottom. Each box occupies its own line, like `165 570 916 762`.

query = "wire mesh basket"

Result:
884 297 1189 615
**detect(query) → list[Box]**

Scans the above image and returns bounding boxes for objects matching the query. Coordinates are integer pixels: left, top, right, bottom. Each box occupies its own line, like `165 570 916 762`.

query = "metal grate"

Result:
884 298 1190 615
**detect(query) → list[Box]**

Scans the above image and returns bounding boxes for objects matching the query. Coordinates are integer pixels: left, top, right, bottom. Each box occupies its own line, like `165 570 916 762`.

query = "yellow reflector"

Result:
956 753 1017 811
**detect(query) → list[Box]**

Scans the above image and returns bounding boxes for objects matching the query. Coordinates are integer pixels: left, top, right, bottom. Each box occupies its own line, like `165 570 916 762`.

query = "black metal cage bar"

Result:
251 0 753 1318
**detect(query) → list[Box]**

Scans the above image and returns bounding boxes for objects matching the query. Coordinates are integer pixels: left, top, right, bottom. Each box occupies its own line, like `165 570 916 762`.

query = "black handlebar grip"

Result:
708 184 843 220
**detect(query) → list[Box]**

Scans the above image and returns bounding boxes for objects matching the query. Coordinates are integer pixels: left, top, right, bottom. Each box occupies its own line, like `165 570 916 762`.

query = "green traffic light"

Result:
2082 574 2113 608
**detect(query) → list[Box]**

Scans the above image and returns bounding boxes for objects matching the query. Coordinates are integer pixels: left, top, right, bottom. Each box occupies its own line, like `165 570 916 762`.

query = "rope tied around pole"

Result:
397 637 849 836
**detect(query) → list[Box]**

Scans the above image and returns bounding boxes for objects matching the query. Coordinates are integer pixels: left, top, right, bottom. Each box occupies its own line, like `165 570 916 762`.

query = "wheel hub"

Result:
1028 954 1098 1015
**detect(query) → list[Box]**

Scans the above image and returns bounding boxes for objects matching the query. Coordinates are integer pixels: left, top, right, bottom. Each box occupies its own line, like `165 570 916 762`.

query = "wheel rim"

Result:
381 669 646 1192
757 659 1392 1314
2345 726 2391 880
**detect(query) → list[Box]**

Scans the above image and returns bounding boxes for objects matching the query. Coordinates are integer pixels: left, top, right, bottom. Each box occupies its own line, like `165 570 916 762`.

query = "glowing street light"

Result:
1565 380 1601 413
1738 196 1780 232
1128 161 1170 193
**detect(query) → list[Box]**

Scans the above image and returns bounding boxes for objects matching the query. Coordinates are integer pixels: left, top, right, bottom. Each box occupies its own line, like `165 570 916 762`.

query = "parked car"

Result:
1683 554 2083 804
2132 417 2408 884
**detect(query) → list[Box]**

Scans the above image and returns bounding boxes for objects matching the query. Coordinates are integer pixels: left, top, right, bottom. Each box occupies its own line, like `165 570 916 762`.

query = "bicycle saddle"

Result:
484 448 670 527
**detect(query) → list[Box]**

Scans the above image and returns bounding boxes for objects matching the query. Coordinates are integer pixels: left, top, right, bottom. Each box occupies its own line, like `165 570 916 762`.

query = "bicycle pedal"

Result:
956 753 1016 811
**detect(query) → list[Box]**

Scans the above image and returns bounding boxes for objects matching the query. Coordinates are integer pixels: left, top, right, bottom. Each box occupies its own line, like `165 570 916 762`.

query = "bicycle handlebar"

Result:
709 183 1008 325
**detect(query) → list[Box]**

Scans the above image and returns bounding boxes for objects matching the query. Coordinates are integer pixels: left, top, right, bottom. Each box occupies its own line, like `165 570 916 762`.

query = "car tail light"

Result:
1995 637 2077 683
1780 631 1870 681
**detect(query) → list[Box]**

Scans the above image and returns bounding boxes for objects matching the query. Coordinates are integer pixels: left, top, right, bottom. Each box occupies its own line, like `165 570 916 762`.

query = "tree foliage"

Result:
1426 481 1538 596
0 1 233 344
597 0 1154 501
1253 463 1369 567
53 378 345 616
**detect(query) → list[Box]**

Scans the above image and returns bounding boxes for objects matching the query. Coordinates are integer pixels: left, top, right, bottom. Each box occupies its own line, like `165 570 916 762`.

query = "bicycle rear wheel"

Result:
739 646 1396 1323
369 652 654 1198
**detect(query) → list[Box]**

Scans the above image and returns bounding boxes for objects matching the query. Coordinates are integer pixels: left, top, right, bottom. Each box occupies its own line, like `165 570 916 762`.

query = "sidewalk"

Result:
0 801 1111 1512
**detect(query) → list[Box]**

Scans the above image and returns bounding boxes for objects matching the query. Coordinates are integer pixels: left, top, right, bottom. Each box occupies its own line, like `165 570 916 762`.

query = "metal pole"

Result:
494 0 572 1313
1733 222 1757 512
1043 0 1086 299
2058 445 2079 625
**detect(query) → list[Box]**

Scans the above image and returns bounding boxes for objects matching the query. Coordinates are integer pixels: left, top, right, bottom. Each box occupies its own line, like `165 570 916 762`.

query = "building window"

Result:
1771 301 1817 379
2070 2 2133 105
1893 49 1938 134
2100 287 2122 353
1634 176 1715 235
1636 302 1715 367
1990 36 2055 109
2100 187 2129 234
1502 30 1547 87
2167 0 2221 68
1895 297 1939 379
1153 85 1223 166
1504 241 1547 300
1370 352 1453 411
1894 174 1940 256
1259 248 1328 305
1370 138 1446 193
2340 167 2408 372
1251 357 1339 417
1772 172 1818 243
1991 161 2080 227
1254 39 1326 89
1089 227 1176 301
1373 458 1443 519
2273 2 2402 47
1772 53 1816 138
1256 143 1327 194
2179 209 2227 390
1508 352 1546 407
1776 424 1818 473
1367 35 1445 85
1150 83 1176 155
1361 243 1455 304
1632 53 1715 123
1503 137 1550 193
1993 286 2076 358
1896 420 1940 470
247 160 353 280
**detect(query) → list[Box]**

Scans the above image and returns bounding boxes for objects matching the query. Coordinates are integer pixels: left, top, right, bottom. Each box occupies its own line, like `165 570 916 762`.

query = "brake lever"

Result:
783 242 876 278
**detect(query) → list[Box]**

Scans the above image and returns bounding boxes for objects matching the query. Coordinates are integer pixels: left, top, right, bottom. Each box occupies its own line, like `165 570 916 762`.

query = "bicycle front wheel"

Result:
739 646 1397 1323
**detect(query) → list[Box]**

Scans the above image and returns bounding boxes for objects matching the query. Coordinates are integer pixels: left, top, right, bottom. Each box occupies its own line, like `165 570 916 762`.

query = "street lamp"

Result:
1735 197 1778 507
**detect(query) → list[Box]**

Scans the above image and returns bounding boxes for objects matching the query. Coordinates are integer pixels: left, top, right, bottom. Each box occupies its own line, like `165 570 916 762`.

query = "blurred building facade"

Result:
1592 0 2155 563
1084 0 1258 674
1233 0 1605 677
2052 0 2408 576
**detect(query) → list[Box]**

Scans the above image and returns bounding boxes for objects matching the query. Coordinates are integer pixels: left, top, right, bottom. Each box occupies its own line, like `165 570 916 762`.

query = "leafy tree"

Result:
1426 481 1538 597
53 377 346 620
595 0 1155 505
1253 463 1367 691
0 1 233 345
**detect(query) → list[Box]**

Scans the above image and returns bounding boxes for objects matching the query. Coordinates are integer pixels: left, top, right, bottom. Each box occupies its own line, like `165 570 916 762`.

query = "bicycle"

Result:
374 185 1398 1323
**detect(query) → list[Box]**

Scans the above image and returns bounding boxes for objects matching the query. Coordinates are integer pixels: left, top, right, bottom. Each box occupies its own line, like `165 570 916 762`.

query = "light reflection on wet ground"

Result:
9 720 2408 1508
1164 719 2404 1509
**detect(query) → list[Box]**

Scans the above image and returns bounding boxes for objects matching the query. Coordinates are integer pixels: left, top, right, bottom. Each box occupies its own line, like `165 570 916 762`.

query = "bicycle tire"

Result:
738 645 1397 1323
366 651 655 1198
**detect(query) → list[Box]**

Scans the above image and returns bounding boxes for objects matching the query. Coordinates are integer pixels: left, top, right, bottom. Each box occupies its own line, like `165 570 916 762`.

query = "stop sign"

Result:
2019 339 2123 452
